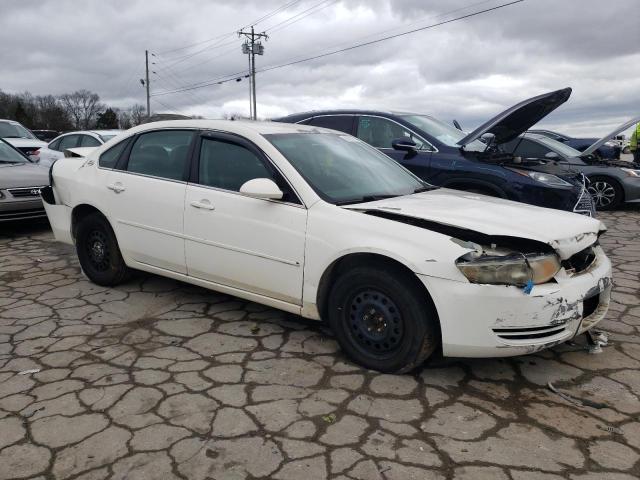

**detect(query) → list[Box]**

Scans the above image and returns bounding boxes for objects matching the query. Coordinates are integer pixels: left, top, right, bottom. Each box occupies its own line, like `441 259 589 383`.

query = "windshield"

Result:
400 115 486 151
99 134 117 142
0 121 37 139
536 135 586 163
266 133 430 205
0 141 28 163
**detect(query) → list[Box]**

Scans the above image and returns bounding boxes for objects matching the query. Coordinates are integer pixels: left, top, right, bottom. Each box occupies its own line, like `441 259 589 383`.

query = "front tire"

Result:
76 213 130 286
328 265 439 373
622 146 630 155
587 176 623 210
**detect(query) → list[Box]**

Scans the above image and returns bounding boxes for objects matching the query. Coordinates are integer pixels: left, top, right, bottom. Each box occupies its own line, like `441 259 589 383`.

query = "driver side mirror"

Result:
239 178 283 200
545 151 560 159
392 138 417 152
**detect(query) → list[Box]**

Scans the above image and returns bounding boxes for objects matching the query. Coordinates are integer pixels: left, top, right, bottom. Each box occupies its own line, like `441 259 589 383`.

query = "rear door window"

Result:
80 135 101 147
58 135 80 151
307 116 354 134
125 130 194 181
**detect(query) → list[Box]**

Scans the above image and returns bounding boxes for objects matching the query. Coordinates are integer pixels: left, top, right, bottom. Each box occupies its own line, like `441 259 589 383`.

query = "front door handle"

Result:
107 183 125 193
190 200 215 210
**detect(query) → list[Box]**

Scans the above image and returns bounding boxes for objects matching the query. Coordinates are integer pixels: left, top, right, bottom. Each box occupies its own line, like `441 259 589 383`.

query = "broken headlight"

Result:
456 252 560 286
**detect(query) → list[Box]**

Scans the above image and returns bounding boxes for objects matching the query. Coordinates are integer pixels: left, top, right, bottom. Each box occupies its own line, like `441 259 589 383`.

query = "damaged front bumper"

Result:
419 245 612 358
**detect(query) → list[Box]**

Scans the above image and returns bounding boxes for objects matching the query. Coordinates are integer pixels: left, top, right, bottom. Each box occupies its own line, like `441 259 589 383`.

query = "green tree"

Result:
96 108 119 129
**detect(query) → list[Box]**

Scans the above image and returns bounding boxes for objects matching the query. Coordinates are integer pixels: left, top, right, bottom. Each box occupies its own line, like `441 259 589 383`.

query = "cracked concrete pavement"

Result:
1 209 639 480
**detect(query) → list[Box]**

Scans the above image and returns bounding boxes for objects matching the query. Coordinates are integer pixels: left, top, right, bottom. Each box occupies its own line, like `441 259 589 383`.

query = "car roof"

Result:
0 119 23 125
122 119 342 136
273 109 432 122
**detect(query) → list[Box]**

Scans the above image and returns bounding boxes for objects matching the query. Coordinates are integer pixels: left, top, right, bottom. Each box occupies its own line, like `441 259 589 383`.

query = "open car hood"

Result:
343 188 604 259
581 115 640 156
457 88 572 147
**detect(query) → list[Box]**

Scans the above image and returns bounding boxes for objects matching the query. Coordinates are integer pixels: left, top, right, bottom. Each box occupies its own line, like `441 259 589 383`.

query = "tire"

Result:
587 176 623 210
622 146 631 155
328 265 439 373
76 213 130 286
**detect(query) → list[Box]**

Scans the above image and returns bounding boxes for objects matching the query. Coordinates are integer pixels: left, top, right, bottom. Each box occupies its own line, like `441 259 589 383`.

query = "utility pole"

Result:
144 50 150 118
239 26 267 120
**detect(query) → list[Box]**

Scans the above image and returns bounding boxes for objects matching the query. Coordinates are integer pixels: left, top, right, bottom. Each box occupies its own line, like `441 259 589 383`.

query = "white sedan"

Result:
36 130 121 166
42 120 612 372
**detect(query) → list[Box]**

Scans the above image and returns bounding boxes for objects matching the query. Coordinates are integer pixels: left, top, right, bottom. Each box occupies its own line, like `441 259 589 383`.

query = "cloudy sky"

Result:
2 0 639 136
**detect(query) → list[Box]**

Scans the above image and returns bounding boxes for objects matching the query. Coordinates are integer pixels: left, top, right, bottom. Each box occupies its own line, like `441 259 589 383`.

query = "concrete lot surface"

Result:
1 209 639 479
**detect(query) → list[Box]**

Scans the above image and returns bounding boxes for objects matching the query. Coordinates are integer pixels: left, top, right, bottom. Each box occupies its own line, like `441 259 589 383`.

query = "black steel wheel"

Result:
76 213 130 286
587 176 623 210
328 264 439 373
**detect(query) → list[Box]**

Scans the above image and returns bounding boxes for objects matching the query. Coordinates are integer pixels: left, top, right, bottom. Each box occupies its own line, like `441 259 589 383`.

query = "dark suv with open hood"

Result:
273 88 595 216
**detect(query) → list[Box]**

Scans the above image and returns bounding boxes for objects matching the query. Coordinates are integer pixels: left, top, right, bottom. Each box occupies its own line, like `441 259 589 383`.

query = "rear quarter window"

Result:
99 139 129 168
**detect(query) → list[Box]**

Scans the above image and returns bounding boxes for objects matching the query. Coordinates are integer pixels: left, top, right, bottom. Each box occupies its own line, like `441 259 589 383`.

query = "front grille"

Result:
0 208 46 220
493 323 567 340
573 187 595 217
562 246 596 274
7 187 45 198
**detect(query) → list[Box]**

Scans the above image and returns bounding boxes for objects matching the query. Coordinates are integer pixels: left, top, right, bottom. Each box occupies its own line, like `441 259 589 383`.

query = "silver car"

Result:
0 138 49 222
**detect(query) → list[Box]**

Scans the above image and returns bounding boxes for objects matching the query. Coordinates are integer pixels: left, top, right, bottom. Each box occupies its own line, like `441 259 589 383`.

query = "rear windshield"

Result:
0 121 37 139
0 141 28 163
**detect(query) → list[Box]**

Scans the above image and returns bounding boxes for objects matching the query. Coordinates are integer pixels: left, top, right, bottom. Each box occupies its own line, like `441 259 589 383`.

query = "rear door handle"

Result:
190 200 215 210
107 183 125 193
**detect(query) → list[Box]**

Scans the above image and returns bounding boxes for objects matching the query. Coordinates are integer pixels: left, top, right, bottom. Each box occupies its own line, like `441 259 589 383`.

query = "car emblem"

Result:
31 189 41 196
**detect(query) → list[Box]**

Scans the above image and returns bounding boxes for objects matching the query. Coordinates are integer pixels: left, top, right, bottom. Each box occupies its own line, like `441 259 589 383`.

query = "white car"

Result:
42 120 613 372
0 119 47 157
36 130 122 166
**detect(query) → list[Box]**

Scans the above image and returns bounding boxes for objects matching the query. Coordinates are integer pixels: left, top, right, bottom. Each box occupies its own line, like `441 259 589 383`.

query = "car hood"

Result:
0 162 49 189
457 88 572 147
582 115 640 156
3 138 48 149
343 188 603 259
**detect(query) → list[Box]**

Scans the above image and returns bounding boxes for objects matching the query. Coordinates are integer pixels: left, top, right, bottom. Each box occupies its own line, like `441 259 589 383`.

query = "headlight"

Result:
508 168 573 187
621 168 640 177
456 253 561 286
604 141 616 147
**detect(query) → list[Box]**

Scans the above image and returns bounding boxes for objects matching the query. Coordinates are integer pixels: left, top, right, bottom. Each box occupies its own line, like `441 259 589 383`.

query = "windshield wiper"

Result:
335 194 401 206
413 185 438 193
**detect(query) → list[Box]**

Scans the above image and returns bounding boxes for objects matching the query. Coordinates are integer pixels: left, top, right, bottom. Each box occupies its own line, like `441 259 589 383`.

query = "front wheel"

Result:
76 213 130 286
622 146 630 155
328 265 439 373
587 176 623 210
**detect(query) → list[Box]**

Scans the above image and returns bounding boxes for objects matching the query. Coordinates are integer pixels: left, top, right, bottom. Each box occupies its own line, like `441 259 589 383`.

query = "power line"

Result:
257 0 524 75
150 0 524 97
153 0 304 58
265 0 338 33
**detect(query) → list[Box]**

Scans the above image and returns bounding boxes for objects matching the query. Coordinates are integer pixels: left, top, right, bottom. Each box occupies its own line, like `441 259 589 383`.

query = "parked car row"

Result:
274 88 640 212
40 116 613 372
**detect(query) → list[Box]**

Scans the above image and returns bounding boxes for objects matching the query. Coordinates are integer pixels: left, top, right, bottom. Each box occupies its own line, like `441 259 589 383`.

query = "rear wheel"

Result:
622 146 631 155
76 213 130 286
328 265 439 373
587 176 623 210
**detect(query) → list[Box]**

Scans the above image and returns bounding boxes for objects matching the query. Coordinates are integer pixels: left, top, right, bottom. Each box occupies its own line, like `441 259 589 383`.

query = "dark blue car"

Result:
274 88 595 216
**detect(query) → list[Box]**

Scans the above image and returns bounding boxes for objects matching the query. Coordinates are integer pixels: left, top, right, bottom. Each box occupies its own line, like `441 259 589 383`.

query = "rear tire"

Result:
587 176 623 210
622 146 630 155
328 265 439 373
76 213 130 286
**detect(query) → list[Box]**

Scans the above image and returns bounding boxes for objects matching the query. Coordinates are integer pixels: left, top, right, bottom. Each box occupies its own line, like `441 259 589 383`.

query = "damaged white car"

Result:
41 120 613 372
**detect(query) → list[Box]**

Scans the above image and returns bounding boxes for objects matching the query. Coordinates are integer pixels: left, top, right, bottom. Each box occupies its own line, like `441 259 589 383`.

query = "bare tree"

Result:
58 90 103 129
129 104 146 126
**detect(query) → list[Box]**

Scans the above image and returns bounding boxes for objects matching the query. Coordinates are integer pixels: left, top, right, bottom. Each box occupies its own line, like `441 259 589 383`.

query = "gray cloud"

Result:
1 0 639 136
